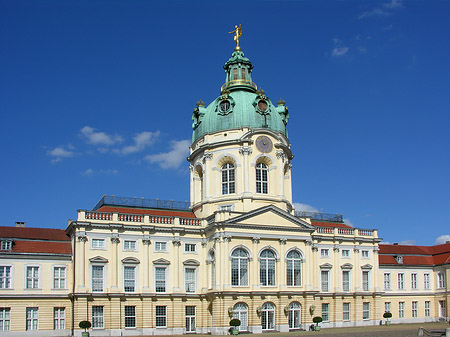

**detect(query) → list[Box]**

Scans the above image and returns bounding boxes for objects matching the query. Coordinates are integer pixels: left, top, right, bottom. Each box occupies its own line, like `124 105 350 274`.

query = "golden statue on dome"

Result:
229 24 242 51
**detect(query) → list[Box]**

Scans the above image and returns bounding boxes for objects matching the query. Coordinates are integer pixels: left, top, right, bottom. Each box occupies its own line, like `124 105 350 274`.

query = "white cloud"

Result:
293 203 319 213
144 139 190 169
384 0 403 9
81 168 118 176
47 146 74 163
82 168 94 176
331 38 349 57
359 0 403 19
435 235 450 245
343 218 354 227
120 131 160 155
399 240 416 245
80 126 123 146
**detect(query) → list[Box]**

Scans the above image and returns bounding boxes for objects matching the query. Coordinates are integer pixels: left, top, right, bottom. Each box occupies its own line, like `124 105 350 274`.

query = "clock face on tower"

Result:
255 135 273 153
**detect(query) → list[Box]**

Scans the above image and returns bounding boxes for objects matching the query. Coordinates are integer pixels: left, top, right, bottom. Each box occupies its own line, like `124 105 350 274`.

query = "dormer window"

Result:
0 240 12 251
395 255 403 264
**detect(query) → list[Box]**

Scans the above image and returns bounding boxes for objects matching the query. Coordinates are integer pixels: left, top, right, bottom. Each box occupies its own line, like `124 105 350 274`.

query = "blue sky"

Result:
1 0 449 246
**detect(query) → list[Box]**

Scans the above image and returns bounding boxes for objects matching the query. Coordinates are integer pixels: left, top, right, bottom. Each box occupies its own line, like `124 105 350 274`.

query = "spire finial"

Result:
229 24 242 51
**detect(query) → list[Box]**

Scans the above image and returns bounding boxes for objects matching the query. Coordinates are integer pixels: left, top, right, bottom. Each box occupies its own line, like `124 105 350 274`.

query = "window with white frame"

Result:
54 307 65 330
287 302 301 329
320 249 330 258
26 266 39 289
233 303 248 331
209 251 216 289
218 204 233 211
286 250 301 286
341 249 350 258
261 302 275 330
155 242 167 252
185 267 196 293
343 303 350 321
424 273 430 289
385 302 391 313
185 306 196 333
411 273 418 289
256 162 268 194
412 301 418 317
91 265 104 292
322 303 329 322
383 273 391 290
231 248 249 286
91 238 106 250
363 302 370 320
425 301 430 317
361 250 369 258
222 163 235 194
184 243 196 253
0 241 12 251
362 270 370 291
438 272 445 288
124 306 136 328
398 273 405 290
53 267 66 289
155 306 166 327
321 270 330 292
342 270 350 292
0 308 10 331
124 266 136 292
123 240 137 251
155 267 166 292
260 249 276 286
398 302 404 318
92 306 104 329
26 307 38 330
0 266 11 289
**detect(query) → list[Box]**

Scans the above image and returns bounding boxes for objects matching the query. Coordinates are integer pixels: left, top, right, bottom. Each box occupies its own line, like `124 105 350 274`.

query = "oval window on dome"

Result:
220 100 231 112
258 100 268 112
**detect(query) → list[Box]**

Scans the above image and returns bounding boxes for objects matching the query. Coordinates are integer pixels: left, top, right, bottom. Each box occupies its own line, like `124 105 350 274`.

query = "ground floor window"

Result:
124 306 136 328
412 302 418 318
439 301 446 317
26 307 38 331
0 308 10 331
343 303 350 321
399 302 404 318
233 303 248 331
322 303 329 322
425 301 430 317
288 302 301 329
261 302 275 330
156 306 166 327
185 306 196 333
363 302 370 320
92 306 104 329
54 307 65 330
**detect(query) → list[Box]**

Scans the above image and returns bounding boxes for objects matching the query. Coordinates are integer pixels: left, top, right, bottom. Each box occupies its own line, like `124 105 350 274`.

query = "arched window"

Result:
260 249 276 286
231 248 249 286
261 302 275 330
286 250 302 286
256 163 268 194
208 251 215 289
288 302 301 329
233 303 248 331
222 163 235 195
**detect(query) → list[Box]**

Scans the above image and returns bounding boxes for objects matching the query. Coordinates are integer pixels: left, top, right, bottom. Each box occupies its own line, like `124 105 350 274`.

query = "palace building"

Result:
0 37 449 336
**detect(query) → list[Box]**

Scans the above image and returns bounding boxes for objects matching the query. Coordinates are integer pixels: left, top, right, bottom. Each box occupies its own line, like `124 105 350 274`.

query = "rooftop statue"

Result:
229 24 242 51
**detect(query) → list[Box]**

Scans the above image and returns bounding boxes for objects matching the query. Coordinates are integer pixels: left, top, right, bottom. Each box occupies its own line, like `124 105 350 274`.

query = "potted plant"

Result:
229 318 241 335
79 320 91 337
313 316 322 331
383 312 392 326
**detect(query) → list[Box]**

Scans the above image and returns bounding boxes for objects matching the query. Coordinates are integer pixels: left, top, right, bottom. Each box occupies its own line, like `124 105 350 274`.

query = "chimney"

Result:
393 243 398 245
15 222 25 227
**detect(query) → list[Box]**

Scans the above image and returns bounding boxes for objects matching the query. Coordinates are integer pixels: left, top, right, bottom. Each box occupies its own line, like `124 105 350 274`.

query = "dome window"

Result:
258 100 268 112
220 100 231 113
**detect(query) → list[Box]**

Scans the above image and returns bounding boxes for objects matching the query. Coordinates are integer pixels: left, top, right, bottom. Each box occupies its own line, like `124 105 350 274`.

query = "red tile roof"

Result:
96 206 196 218
311 221 352 229
378 243 450 266
0 226 70 241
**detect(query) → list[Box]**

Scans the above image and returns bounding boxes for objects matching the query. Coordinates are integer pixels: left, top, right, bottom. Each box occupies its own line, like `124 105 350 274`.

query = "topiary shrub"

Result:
79 320 91 331
230 318 241 327
383 312 392 319
312 316 322 326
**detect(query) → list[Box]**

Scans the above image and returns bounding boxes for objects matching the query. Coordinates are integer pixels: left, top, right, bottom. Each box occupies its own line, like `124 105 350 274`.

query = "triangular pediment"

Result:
89 256 108 263
224 205 315 231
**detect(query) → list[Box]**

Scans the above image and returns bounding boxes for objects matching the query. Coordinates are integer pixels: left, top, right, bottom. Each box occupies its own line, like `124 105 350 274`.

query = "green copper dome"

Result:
192 50 289 142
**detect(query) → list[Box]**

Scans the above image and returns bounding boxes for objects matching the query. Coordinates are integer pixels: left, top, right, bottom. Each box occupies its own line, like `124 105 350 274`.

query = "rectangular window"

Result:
26 266 39 289
342 270 350 292
92 306 104 329
425 301 430 317
92 265 104 292
322 303 329 322
124 240 137 251
53 267 66 289
26 307 38 331
343 303 350 321
424 273 430 289
0 308 10 331
0 266 11 289
155 267 166 292
361 250 369 258
185 306 196 333
362 271 369 291
184 243 196 253
438 272 445 288
321 270 329 292
124 266 136 292
155 242 167 252
399 302 404 318
412 301 418 317
54 307 65 330
398 273 405 290
185 268 196 293
383 273 391 290
363 302 370 320
156 306 167 327
341 249 350 258
320 249 330 258
385 302 391 313
124 306 136 328
411 273 418 289
91 238 105 249
0 241 12 251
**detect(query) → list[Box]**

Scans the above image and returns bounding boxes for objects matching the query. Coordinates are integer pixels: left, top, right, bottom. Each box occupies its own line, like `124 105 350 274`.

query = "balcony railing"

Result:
92 195 191 211
295 211 343 223
81 211 201 226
